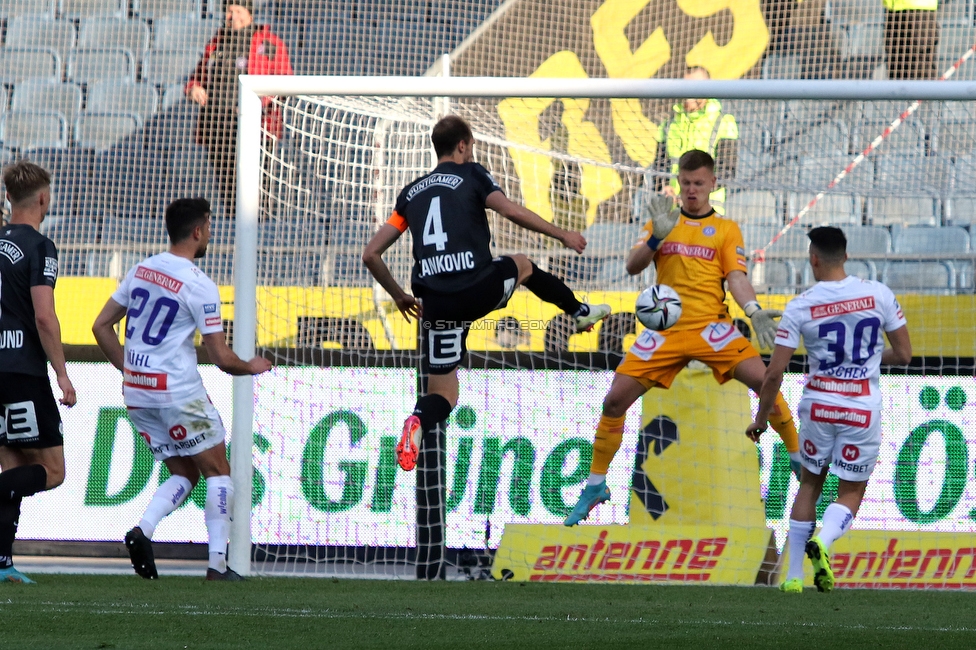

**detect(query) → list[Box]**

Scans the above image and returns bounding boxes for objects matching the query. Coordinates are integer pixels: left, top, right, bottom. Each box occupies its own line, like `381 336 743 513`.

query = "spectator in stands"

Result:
883 0 939 80
654 67 738 208
186 0 293 217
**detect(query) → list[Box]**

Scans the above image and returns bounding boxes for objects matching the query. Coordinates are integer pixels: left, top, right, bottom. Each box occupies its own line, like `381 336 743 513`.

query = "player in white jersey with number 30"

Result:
92 198 272 581
747 226 912 594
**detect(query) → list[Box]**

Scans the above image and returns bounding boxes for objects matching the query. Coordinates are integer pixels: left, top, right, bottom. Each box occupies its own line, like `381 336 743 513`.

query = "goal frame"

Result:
230 76 976 575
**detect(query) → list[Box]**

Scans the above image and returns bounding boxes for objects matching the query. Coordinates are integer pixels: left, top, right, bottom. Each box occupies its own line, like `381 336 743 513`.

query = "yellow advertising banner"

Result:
492 523 769 584
827 531 976 590
493 367 771 584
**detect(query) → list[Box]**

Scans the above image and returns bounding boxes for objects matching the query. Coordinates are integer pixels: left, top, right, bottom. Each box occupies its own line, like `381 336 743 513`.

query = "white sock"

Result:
138 475 193 539
204 475 234 572
787 519 816 580
818 503 854 550
586 473 605 487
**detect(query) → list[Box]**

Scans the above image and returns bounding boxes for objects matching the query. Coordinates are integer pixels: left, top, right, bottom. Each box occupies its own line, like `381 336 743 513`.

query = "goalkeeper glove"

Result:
744 300 782 350
641 193 680 251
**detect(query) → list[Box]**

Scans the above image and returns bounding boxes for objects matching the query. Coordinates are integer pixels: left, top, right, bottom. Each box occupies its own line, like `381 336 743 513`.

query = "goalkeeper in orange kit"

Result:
565 150 801 526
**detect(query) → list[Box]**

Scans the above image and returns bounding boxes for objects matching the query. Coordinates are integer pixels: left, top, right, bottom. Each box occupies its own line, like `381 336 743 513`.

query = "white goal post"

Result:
230 77 976 576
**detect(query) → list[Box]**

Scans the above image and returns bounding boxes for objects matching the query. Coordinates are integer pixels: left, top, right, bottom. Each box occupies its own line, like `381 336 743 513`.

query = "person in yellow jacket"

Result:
656 67 738 209
883 0 938 80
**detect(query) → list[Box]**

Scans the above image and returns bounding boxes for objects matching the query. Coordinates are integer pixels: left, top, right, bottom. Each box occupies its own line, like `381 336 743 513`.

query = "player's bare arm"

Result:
625 239 654 276
201 332 272 376
92 298 128 371
31 284 75 407
746 342 794 441
881 325 912 365
727 270 782 350
485 191 585 253
362 224 422 321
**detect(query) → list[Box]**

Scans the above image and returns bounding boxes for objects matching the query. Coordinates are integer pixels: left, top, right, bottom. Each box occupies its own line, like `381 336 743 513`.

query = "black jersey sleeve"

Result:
471 163 503 202
29 238 58 289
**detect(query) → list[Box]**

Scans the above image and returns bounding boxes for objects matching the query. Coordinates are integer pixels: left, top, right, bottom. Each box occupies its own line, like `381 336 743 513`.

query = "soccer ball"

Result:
635 284 682 331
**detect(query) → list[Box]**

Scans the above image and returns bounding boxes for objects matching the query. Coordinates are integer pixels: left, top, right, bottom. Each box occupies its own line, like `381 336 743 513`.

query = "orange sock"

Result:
590 414 626 475
769 392 798 453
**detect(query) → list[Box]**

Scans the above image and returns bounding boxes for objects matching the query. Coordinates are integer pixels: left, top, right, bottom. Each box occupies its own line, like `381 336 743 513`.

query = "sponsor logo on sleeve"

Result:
810 296 875 319
204 317 222 327
0 240 24 264
736 246 745 255
775 328 790 340
43 256 58 280
203 303 218 314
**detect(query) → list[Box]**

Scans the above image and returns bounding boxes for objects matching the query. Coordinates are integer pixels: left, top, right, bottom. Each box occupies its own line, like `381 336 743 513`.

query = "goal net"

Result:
234 75 976 585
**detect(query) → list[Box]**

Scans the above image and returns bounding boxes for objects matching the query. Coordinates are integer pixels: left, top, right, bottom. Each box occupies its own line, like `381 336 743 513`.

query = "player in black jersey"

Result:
363 115 611 471
0 161 76 583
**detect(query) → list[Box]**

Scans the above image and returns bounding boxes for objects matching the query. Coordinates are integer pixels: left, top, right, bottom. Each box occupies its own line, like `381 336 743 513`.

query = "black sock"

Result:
412 394 453 432
522 264 583 315
0 498 22 569
0 465 47 501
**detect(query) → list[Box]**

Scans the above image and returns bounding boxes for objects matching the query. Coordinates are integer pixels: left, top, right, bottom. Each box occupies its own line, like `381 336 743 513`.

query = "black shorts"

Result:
417 257 519 375
0 373 64 449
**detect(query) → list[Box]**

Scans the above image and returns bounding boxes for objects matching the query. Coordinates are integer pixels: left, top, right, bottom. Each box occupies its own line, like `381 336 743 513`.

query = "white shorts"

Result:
127 396 226 462
798 400 881 482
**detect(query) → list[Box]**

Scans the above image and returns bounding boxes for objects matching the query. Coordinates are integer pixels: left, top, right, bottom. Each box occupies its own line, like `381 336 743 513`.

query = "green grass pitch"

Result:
1 576 974 649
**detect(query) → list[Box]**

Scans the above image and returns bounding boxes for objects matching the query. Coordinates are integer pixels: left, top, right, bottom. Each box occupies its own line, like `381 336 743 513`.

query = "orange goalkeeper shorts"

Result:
616 320 760 389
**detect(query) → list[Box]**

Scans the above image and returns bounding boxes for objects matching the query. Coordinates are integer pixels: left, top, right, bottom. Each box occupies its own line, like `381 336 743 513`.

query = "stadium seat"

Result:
257 250 324 286
867 197 939 227
0 48 61 84
102 215 168 244
87 80 159 123
152 15 220 51
739 222 779 255
828 0 884 25
937 24 976 62
160 83 185 109
874 154 952 194
196 252 234 285
66 48 135 84
725 190 781 222
763 225 811 258
59 0 124 20
787 193 862 225
45 215 101 275
934 117 976 157
74 112 140 150
797 155 874 193
853 119 926 154
953 153 976 189
840 225 892 254
142 49 199 85
0 110 67 149
748 260 797 293
946 197 976 225
133 0 203 19
22 146 93 216
78 18 151 58
0 87 7 117
838 22 884 60
761 54 803 80
892 225 971 254
326 253 368 287
0 0 56 19
882 261 954 293
11 80 83 125
803 260 875 286
4 17 76 58
778 118 849 157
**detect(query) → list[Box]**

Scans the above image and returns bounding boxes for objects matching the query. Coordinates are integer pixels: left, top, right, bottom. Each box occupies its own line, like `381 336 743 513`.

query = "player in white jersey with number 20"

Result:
93 198 272 581
747 226 912 594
